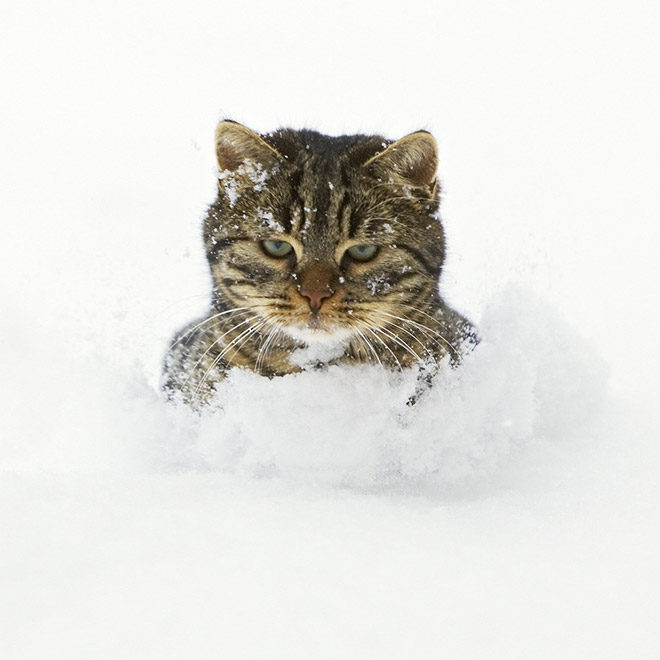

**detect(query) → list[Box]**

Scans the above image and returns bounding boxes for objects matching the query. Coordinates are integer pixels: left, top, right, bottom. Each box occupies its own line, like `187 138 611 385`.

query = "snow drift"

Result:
156 288 607 492
1 287 608 497
2 0 659 657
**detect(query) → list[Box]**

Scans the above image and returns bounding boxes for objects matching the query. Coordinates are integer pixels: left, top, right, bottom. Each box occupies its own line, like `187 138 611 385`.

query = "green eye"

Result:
262 240 294 258
346 245 378 262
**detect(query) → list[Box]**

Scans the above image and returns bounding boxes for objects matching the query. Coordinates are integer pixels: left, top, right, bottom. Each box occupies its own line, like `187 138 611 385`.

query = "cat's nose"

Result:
299 288 333 313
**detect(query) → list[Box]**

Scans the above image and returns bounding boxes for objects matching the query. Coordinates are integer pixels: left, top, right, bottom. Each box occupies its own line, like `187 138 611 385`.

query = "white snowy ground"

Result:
1 1 659 658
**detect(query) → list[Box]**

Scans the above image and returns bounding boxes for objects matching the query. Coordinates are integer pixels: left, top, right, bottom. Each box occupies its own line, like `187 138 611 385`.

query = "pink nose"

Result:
299 288 333 313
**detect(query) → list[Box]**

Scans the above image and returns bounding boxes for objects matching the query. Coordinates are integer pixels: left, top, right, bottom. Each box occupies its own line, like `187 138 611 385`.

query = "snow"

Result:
158 289 608 490
1 0 660 658
366 272 392 296
257 208 285 233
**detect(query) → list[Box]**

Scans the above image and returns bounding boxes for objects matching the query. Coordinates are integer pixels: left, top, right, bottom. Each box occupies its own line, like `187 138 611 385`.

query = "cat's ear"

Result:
215 120 282 171
364 130 438 190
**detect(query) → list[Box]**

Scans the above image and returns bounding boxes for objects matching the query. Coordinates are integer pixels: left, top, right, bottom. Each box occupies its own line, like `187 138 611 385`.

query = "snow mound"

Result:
1 287 607 492
151 287 608 492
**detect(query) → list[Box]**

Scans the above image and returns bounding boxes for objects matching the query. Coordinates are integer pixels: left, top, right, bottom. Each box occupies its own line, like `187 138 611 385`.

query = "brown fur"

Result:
163 121 476 405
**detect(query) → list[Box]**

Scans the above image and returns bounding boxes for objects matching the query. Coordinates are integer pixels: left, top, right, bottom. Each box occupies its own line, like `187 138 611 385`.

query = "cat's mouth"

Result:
306 314 322 330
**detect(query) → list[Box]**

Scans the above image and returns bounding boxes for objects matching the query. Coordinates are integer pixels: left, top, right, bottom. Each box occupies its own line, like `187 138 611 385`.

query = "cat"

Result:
163 120 477 406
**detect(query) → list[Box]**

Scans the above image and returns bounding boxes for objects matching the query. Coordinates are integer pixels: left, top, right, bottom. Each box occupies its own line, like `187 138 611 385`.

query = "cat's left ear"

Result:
215 120 282 171
364 130 438 191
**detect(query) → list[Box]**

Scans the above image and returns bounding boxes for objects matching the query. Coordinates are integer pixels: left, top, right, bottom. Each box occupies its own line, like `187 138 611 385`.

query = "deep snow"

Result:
1 0 659 658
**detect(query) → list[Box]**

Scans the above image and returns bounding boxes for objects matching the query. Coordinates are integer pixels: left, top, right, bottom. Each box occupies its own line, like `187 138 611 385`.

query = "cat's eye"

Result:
261 240 294 258
345 245 378 262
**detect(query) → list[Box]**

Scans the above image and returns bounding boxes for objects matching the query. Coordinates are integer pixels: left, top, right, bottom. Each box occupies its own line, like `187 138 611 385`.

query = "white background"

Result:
1 1 659 658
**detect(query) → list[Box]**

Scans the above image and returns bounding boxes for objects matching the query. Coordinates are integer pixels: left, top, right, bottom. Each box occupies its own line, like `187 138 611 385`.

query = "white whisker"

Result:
370 323 424 365
166 307 251 355
181 315 258 394
193 318 269 404
396 304 460 355
353 327 382 367
366 312 428 351
361 325 403 371
255 320 283 373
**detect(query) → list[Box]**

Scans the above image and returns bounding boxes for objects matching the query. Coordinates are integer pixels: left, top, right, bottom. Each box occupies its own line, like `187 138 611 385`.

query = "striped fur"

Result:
163 121 476 405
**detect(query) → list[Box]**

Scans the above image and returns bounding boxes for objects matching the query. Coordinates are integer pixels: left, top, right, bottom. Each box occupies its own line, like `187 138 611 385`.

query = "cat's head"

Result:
204 120 445 348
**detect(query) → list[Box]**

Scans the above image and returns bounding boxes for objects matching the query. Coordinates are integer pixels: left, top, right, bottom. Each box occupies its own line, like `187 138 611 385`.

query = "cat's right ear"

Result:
215 120 282 171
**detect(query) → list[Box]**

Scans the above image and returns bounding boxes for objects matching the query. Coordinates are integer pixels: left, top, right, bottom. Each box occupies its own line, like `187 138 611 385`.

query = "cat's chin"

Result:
284 324 354 347
287 327 352 367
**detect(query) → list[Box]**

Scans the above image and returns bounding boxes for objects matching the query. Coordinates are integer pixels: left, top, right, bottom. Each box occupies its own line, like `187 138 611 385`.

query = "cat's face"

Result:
204 121 445 348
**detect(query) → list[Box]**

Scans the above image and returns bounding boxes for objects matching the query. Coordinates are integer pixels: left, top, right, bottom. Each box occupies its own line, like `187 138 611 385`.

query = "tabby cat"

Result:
163 120 476 405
